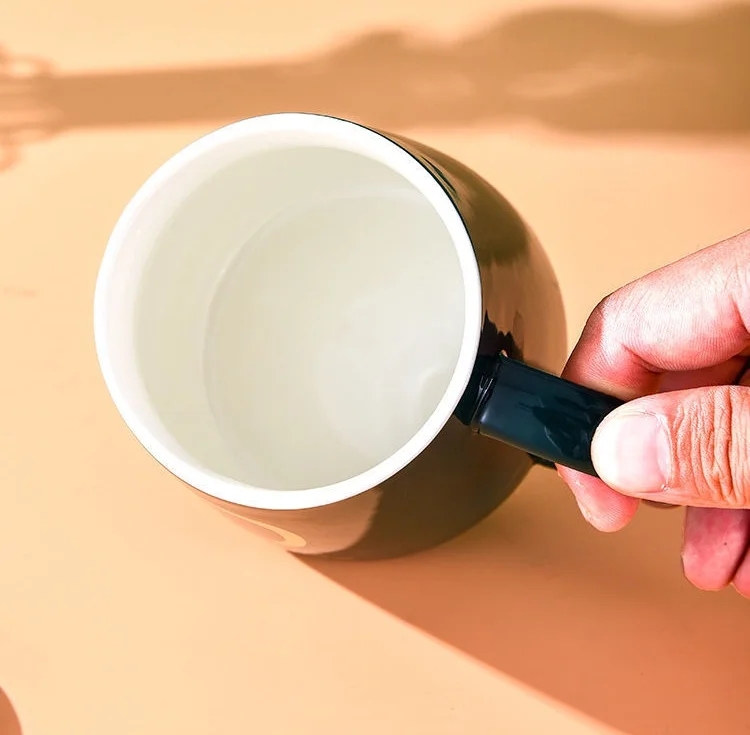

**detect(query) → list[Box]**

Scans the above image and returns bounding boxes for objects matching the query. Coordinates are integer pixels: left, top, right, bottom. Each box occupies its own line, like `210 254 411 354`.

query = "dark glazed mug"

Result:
94 113 622 559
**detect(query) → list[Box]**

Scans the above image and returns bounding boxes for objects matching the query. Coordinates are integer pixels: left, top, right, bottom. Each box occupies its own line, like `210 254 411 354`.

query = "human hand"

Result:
557 229 750 594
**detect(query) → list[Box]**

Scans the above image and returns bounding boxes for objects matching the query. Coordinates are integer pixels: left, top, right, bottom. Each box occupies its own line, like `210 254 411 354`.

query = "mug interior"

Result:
94 115 481 509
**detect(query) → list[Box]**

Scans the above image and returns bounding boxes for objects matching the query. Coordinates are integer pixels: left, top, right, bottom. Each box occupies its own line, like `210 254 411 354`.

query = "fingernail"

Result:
592 410 670 494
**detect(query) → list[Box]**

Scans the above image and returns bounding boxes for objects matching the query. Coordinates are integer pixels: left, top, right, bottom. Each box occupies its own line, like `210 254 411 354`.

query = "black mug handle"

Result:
467 354 624 477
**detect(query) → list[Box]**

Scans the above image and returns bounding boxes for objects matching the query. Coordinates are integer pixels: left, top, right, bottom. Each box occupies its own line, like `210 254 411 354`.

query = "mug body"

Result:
94 113 566 559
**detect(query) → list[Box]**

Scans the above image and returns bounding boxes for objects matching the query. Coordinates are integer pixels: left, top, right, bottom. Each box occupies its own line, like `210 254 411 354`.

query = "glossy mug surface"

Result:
94 113 568 559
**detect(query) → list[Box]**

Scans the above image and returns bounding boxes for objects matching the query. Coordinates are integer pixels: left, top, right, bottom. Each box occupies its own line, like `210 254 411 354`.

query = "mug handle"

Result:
469 354 624 477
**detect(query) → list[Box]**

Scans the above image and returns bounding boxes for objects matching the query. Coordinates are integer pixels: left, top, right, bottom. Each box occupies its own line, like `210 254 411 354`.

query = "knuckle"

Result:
586 292 627 349
586 295 614 337
676 387 750 506
707 238 750 334
587 287 651 366
592 290 627 326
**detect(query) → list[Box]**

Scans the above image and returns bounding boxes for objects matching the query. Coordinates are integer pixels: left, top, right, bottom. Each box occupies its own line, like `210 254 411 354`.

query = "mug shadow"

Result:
2 3 750 169
305 467 750 735
0 688 22 735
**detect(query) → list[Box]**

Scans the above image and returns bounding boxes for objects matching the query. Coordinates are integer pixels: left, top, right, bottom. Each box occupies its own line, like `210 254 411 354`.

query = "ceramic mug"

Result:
94 113 622 560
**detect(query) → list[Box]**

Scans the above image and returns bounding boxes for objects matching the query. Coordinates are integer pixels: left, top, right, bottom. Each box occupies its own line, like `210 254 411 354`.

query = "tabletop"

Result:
1 0 750 733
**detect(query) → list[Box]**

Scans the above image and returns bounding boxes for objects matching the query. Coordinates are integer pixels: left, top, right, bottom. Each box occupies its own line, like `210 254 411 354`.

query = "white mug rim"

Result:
94 113 483 510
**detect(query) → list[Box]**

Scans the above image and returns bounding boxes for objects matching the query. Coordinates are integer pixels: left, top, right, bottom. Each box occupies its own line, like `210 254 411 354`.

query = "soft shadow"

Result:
306 467 750 735
2 3 750 167
0 688 22 735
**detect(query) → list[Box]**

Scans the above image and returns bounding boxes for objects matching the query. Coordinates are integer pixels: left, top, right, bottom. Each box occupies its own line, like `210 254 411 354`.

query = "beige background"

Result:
1 0 750 733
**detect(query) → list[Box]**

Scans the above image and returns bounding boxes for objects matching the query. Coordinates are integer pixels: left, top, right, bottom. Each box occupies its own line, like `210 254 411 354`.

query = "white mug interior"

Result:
94 114 482 510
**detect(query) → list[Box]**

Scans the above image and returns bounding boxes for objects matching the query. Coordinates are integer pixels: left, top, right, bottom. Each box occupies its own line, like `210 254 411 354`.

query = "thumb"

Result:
591 386 750 508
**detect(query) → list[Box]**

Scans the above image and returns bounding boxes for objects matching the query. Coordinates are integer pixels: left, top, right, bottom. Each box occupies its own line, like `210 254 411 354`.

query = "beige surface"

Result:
2 1 750 733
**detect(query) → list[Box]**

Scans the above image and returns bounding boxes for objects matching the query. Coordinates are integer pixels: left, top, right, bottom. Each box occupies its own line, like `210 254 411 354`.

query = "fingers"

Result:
560 364 745 527
561 230 750 528
682 507 750 590
563 229 750 400
560 353 745 528
557 467 638 531
592 385 750 508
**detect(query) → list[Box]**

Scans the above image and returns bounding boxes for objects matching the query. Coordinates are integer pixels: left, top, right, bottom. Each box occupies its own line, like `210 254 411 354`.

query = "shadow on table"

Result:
0 687 22 735
2 3 750 169
305 468 750 735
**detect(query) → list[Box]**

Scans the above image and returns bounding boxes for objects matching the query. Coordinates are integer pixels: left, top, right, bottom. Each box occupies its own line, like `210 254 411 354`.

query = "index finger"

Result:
562 229 750 398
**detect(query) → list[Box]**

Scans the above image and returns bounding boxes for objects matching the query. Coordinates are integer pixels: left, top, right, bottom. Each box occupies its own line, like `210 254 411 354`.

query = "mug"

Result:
94 113 622 560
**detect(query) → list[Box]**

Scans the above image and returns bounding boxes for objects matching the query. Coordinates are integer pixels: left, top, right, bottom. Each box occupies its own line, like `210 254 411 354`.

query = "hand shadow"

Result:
0 687 22 735
2 3 750 170
305 467 750 735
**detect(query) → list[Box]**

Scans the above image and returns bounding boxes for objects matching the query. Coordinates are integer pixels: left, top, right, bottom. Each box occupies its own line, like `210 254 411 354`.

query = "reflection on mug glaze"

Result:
217 506 308 550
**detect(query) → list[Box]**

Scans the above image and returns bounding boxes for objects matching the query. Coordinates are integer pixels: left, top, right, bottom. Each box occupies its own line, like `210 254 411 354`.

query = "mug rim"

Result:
94 112 483 510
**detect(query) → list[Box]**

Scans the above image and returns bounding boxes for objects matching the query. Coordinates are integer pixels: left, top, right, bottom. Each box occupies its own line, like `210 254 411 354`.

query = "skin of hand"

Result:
557 229 750 595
